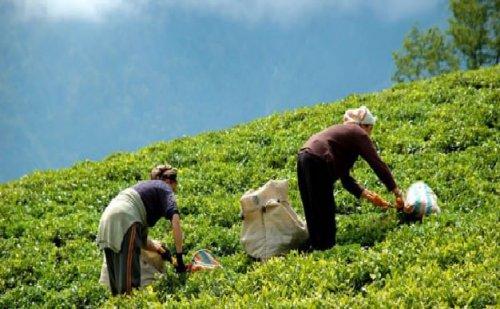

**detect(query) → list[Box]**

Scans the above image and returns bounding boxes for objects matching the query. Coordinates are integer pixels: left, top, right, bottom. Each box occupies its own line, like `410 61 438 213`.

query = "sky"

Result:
0 0 449 183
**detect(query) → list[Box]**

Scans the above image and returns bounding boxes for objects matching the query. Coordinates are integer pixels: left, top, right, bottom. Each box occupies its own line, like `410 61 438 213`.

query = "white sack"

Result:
240 179 308 260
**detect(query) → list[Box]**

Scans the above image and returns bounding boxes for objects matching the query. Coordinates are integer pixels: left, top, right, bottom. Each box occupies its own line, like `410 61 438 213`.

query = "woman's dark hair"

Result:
150 164 177 181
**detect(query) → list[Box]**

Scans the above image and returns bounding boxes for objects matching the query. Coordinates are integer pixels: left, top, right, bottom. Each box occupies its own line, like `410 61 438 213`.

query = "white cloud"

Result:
8 0 444 23
164 0 444 24
164 0 331 25
10 0 136 22
367 0 444 21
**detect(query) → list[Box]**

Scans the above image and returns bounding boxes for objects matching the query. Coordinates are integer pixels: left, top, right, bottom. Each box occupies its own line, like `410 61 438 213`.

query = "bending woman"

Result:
97 164 186 295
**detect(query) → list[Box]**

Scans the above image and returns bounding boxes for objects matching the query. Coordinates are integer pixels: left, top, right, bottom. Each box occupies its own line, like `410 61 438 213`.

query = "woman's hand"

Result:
362 189 390 210
146 238 166 255
174 252 187 273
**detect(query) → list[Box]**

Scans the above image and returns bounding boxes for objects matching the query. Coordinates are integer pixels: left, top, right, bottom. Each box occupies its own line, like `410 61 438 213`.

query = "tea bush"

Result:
0 66 498 307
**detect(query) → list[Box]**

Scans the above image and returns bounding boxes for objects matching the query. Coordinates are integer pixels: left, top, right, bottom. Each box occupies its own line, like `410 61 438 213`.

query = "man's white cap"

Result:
343 106 376 125
360 107 376 125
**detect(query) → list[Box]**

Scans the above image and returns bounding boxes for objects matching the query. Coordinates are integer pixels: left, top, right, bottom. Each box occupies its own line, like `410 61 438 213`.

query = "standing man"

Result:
97 164 186 295
297 106 404 250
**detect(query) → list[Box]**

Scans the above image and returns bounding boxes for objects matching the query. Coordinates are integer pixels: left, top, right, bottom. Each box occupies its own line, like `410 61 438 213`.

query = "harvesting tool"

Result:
162 246 222 273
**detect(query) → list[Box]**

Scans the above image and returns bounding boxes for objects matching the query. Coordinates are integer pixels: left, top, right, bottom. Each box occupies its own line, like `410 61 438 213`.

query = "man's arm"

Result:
355 131 404 209
356 133 397 192
340 174 364 198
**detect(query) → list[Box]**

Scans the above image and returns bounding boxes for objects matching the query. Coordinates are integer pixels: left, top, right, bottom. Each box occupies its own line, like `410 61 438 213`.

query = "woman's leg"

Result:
104 223 143 295
104 248 119 295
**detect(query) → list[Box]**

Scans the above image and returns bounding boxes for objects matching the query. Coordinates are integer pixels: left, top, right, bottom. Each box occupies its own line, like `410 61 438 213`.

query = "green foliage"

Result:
393 26 459 82
0 66 499 307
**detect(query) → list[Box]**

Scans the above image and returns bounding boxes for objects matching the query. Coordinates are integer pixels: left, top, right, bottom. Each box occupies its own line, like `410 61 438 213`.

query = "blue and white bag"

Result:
404 181 441 218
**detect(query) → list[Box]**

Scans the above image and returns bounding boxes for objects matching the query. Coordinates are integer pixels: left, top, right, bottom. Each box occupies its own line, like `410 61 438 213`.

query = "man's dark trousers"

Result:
297 151 336 250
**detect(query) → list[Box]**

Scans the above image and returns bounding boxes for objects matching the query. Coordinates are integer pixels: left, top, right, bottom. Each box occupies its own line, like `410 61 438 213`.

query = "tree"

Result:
484 0 499 64
392 26 459 82
448 0 496 69
392 0 499 82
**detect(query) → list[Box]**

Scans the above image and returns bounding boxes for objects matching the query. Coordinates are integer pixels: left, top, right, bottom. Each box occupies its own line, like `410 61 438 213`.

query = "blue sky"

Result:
0 0 449 182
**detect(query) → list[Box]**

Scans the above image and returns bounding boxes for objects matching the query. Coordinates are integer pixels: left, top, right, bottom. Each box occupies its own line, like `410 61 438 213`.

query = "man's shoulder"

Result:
325 123 365 136
344 123 369 137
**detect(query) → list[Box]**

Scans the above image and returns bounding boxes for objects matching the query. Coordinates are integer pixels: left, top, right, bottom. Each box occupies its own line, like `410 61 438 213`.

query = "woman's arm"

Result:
171 214 187 272
171 213 183 254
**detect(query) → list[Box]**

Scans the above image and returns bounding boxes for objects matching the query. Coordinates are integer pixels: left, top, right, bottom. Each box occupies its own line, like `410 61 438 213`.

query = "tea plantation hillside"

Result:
1 66 498 307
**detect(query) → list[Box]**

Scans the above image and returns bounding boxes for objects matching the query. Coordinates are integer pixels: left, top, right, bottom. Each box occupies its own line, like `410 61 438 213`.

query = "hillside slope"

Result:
0 66 498 307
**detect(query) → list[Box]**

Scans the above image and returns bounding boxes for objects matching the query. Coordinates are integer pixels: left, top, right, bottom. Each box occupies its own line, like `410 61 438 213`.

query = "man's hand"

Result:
392 188 405 211
362 189 390 210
